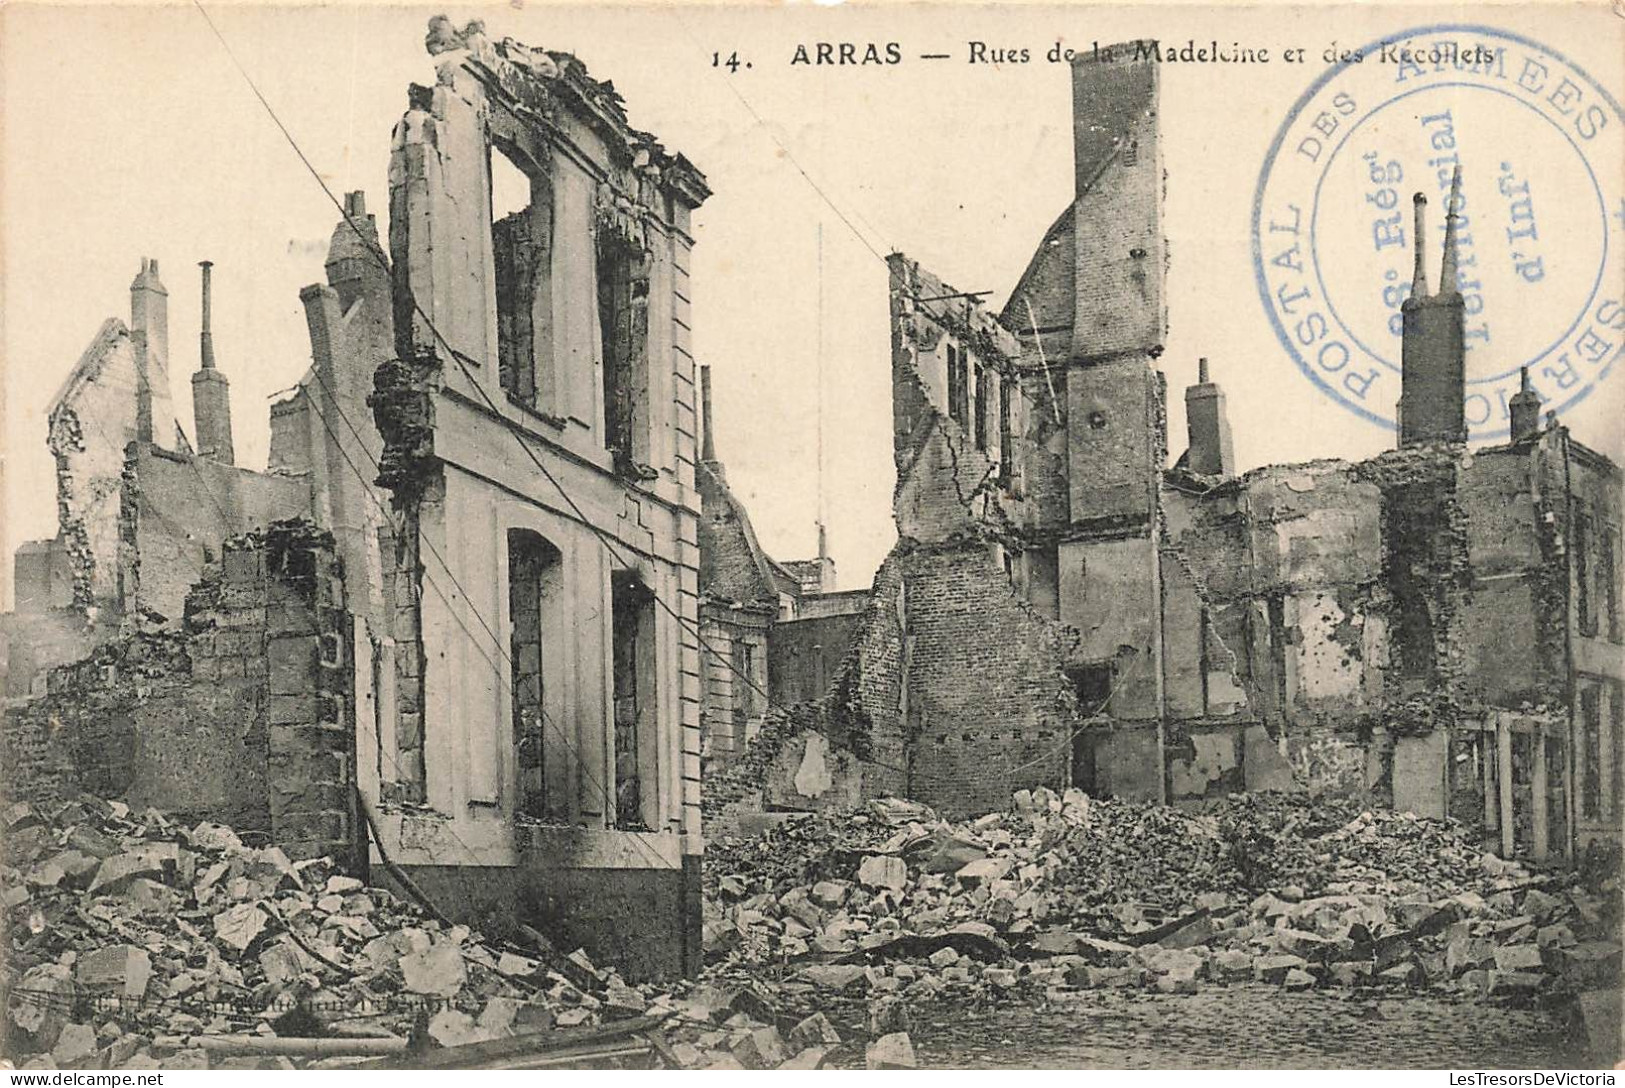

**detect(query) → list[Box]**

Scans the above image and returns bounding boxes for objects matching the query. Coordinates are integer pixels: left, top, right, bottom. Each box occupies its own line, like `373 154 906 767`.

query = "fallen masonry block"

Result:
75 945 151 999
795 964 868 992
866 1032 917 1069
1488 970 1546 996
1209 949 1253 981
89 845 183 894
810 880 850 908
51 1023 99 1068
788 1012 842 1049
1536 924 1575 948
1520 888 1564 920
399 942 467 996
955 857 1012 886
779 1048 829 1070
1154 912 1217 950
857 855 907 891
1282 968 1317 991
917 833 987 874
730 1026 786 1069
1032 929 1083 956
929 947 959 968
1254 954 1309 984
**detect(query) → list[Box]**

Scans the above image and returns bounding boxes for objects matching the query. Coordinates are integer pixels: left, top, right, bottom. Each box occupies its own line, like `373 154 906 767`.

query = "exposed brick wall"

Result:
900 542 1078 817
0 520 358 865
768 610 865 706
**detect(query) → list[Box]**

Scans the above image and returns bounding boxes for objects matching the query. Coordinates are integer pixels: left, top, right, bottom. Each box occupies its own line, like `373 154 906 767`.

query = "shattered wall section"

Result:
1165 461 1386 747
768 609 866 706
887 254 1027 546
901 542 1080 817
1 522 356 865
120 445 311 624
48 322 143 618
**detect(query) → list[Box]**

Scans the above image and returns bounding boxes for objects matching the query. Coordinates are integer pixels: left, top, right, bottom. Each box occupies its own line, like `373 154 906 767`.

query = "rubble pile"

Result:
0 794 903 1072
704 788 1621 1005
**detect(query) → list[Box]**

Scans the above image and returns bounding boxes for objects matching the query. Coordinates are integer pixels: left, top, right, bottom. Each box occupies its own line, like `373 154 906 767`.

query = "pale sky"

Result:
5 3 1622 606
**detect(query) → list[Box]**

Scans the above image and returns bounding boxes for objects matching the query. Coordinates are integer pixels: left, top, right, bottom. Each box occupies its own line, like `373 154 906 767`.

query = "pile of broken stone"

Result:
703 788 1621 1008
0 796 904 1071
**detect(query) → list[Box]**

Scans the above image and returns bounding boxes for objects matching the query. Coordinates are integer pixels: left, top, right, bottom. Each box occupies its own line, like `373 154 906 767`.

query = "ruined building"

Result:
711 45 1622 862
3 17 715 978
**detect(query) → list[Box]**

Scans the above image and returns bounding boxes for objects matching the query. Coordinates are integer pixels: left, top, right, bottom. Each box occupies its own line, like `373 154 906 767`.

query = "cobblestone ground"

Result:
893 986 1603 1069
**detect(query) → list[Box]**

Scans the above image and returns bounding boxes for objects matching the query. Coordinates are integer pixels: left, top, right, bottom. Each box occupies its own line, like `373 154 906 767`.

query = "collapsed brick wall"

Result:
704 541 1080 824
0 520 358 865
702 556 908 825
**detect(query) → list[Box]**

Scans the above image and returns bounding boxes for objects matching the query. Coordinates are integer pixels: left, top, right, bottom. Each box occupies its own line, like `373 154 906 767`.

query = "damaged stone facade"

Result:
360 17 711 979
5 17 720 980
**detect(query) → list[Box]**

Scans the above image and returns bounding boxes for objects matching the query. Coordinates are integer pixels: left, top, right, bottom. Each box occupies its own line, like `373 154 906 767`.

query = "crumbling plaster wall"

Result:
1164 461 1387 747
122 445 312 624
887 254 1026 546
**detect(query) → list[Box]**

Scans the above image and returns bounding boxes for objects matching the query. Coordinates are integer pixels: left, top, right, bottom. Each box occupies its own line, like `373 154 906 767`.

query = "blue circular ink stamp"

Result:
1252 24 1623 440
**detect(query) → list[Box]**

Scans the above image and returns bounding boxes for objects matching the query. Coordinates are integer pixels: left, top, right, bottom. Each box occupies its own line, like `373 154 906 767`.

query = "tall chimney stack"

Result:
130 257 176 448
191 260 235 464
199 260 216 369
1398 180 1467 448
1509 366 1541 442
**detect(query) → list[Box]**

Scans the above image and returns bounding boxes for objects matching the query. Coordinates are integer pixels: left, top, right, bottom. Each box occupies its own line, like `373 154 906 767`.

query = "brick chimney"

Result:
1509 366 1541 442
191 260 235 464
130 257 176 448
1398 168 1467 448
1183 357 1235 476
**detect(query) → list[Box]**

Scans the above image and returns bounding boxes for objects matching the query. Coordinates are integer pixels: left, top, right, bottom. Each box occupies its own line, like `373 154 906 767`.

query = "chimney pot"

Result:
700 365 717 463
1410 193 1429 298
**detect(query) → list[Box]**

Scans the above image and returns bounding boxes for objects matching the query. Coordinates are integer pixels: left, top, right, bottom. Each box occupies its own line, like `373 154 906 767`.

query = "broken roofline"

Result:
433 17 710 208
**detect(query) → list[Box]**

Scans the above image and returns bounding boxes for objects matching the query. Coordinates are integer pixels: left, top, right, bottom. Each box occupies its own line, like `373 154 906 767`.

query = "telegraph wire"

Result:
191 2 1069 821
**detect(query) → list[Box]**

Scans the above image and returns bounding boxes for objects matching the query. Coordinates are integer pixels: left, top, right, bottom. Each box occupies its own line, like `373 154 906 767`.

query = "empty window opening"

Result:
491 143 555 411
947 343 968 428
999 376 1015 483
1067 665 1112 793
730 640 756 753
973 362 990 450
1602 528 1620 643
1576 510 1594 637
1581 684 1602 820
612 572 657 829
508 529 561 820
597 239 650 474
